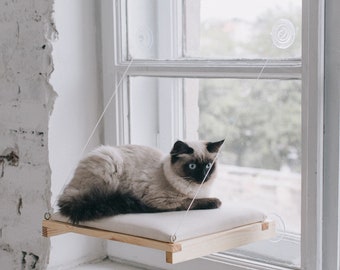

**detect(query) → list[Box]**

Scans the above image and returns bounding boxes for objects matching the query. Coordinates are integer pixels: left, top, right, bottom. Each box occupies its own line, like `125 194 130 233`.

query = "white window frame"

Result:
300 0 324 269
99 0 340 269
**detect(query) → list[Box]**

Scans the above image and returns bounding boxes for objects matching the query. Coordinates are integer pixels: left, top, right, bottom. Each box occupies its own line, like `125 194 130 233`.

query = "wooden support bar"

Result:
42 219 181 253
166 220 275 264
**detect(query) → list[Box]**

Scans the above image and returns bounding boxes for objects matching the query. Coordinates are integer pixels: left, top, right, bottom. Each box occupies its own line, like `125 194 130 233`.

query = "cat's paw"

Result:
206 198 222 209
194 197 222 210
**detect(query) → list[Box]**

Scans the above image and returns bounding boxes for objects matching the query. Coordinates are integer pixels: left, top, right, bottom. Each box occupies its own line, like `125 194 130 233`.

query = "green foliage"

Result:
198 79 301 172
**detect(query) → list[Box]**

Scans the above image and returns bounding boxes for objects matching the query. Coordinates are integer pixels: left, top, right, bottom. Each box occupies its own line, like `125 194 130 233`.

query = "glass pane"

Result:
125 0 301 60
126 0 181 60
185 0 301 59
128 76 184 151
190 78 301 267
195 79 301 232
129 77 159 146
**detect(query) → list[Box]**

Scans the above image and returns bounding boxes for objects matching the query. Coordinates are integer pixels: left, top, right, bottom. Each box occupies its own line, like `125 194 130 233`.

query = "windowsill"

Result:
69 258 144 270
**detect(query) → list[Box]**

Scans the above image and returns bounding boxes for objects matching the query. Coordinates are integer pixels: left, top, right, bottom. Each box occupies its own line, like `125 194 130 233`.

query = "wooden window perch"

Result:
42 204 275 264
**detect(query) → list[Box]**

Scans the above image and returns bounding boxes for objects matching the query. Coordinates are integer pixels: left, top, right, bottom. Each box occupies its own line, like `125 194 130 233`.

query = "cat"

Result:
57 139 224 224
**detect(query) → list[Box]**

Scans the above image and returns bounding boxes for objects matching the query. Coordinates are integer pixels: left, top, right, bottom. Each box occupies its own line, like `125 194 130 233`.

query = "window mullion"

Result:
301 0 325 269
114 60 301 80
323 0 340 268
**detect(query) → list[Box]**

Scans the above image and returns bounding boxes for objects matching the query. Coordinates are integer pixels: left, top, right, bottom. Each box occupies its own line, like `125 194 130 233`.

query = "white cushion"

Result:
52 204 266 243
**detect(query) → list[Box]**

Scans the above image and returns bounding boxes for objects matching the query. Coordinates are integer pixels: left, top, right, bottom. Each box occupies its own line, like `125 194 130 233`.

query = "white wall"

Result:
48 0 105 268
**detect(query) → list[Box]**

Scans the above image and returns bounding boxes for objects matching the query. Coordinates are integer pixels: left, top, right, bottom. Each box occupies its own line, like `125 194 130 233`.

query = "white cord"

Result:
80 59 134 156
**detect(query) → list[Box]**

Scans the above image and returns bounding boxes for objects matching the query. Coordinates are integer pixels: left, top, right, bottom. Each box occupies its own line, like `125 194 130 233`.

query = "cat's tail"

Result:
57 187 158 224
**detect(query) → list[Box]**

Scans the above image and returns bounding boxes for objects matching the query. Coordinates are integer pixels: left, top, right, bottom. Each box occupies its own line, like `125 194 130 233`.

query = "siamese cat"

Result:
58 140 224 224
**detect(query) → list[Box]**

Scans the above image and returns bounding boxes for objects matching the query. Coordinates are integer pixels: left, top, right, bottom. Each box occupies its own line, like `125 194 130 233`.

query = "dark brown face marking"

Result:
170 140 194 163
206 139 225 153
182 159 216 184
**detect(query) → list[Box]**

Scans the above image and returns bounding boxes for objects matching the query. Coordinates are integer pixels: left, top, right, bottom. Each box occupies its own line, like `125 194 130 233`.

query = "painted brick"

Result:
0 0 56 269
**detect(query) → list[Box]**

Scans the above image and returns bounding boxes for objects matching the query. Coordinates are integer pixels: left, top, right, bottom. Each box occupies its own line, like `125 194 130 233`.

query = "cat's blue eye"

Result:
206 163 212 169
188 163 197 170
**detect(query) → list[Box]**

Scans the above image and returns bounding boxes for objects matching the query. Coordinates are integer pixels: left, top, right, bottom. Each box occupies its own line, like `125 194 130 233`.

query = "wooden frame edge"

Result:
42 219 181 252
42 219 275 264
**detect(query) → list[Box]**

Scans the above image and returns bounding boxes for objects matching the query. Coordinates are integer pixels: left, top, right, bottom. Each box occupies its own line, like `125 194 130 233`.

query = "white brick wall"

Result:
0 0 56 269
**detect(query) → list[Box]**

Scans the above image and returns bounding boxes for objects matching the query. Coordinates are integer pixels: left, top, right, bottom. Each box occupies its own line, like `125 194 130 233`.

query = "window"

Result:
101 0 326 269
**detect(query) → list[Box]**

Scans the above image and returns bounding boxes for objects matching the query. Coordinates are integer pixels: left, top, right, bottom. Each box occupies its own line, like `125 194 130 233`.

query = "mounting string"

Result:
45 58 134 219
170 138 227 243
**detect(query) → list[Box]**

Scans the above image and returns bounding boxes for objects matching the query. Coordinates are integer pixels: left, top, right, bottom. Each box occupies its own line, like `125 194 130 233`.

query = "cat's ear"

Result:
206 139 225 153
170 140 194 156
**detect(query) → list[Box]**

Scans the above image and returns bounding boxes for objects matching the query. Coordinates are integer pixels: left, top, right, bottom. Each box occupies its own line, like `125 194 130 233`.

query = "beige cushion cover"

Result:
52 204 266 243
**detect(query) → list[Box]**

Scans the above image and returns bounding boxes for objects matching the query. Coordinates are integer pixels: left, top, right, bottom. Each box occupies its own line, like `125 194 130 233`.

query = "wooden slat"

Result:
42 222 70 237
166 220 276 264
42 219 181 252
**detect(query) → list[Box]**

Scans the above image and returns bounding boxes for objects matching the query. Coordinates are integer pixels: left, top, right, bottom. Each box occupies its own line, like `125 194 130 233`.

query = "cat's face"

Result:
169 140 224 184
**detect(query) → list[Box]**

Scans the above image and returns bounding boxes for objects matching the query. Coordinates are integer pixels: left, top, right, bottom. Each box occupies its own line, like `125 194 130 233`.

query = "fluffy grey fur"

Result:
58 140 224 224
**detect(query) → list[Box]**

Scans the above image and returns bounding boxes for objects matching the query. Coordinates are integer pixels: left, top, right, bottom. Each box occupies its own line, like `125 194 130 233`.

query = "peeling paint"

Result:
0 243 13 253
17 197 23 215
0 148 19 178
1 162 4 178
0 149 19 166
22 251 40 270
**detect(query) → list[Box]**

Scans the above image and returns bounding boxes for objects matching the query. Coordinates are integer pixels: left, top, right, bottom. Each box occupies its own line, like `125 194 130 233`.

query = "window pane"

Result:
124 0 301 60
129 77 159 146
195 79 301 233
192 78 301 267
128 76 184 151
126 0 181 60
185 0 301 59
